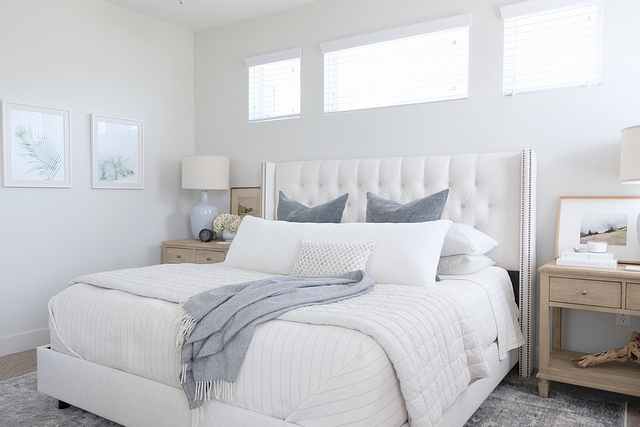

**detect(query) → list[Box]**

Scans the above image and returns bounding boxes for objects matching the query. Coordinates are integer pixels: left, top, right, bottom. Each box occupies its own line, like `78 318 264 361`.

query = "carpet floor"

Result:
0 368 635 427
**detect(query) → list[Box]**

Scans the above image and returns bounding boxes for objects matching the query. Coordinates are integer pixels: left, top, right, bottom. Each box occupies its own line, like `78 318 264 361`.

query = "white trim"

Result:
244 48 301 68
500 0 601 19
0 328 49 357
319 13 471 53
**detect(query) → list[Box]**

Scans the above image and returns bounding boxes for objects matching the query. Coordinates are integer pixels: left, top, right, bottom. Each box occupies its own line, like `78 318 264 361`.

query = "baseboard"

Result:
0 329 49 357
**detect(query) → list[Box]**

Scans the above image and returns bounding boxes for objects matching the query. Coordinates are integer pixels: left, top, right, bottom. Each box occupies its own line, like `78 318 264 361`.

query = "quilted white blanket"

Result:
71 263 491 427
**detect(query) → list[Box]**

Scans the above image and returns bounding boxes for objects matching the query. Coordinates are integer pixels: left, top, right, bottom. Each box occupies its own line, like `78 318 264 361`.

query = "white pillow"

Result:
291 240 375 276
437 254 496 275
223 216 452 287
440 223 499 256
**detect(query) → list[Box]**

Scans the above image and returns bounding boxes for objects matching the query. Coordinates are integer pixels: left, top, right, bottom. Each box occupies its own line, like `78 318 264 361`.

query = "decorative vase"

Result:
222 229 236 241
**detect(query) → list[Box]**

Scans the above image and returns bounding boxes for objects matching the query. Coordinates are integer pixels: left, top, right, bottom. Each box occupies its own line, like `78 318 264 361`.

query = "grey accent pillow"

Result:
277 191 348 223
365 189 449 223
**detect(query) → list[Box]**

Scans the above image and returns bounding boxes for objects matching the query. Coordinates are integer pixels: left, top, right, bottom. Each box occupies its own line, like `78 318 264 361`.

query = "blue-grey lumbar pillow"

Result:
365 189 449 223
277 191 348 223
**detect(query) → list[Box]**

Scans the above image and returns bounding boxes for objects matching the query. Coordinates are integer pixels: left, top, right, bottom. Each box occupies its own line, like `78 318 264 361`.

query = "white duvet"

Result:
50 264 523 427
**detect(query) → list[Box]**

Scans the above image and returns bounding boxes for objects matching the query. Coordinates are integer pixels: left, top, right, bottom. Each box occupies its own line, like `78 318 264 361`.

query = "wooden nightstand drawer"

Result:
196 250 226 264
626 283 640 311
549 277 621 308
165 248 195 264
162 239 230 265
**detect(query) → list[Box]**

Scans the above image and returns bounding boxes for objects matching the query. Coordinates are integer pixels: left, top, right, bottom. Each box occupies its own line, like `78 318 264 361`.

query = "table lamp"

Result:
621 126 640 184
182 155 229 239
621 125 640 245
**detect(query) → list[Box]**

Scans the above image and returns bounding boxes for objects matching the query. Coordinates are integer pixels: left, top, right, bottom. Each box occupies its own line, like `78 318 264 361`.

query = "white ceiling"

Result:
103 0 316 32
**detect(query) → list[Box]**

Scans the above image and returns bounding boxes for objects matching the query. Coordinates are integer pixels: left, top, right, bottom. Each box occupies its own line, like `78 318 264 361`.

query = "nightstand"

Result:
161 239 231 264
538 261 640 398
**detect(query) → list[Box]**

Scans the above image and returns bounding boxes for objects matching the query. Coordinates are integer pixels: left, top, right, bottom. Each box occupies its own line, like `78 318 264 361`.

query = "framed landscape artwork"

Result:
91 114 144 189
555 196 640 264
2 101 71 188
230 187 261 218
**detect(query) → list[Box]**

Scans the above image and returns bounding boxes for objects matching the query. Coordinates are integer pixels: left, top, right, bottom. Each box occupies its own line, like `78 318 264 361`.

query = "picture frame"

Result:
555 196 640 264
1 100 71 188
91 114 144 189
230 187 261 218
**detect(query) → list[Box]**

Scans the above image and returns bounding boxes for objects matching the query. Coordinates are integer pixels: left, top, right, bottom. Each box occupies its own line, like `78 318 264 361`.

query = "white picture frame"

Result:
91 114 144 189
1 100 71 188
556 196 640 264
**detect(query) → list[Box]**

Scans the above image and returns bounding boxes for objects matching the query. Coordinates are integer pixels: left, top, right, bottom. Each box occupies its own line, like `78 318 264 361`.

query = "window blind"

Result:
245 48 301 122
321 14 471 114
501 0 603 95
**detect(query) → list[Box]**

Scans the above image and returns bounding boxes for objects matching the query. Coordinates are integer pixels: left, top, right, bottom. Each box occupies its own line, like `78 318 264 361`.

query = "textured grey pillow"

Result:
277 191 348 223
365 189 449 223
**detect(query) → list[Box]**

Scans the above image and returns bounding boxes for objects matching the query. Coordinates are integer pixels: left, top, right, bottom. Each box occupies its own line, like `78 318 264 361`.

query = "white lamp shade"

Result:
182 155 229 190
621 125 640 184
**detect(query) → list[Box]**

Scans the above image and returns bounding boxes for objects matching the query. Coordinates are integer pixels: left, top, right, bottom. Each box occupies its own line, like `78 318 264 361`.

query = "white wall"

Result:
0 0 196 356
194 0 640 357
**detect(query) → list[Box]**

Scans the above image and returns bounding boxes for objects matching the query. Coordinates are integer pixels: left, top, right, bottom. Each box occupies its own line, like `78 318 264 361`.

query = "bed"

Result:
37 150 537 427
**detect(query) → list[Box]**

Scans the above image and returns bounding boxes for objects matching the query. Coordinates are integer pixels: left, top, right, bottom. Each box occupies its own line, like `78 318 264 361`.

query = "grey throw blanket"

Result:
174 270 374 423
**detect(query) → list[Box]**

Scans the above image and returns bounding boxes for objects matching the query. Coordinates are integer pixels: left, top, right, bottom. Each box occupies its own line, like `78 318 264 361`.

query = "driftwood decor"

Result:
572 331 640 368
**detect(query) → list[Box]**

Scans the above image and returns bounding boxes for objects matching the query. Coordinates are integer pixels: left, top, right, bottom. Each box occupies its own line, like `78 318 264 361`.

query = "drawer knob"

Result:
177 255 181 259
207 257 211 261
581 290 587 295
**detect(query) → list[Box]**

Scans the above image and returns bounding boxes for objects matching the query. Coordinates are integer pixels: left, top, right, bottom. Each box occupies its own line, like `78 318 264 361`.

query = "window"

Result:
321 14 471 113
245 48 301 122
501 0 603 95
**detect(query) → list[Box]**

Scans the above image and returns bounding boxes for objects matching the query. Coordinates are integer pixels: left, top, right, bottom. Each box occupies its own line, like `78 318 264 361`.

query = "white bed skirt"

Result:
37 343 517 427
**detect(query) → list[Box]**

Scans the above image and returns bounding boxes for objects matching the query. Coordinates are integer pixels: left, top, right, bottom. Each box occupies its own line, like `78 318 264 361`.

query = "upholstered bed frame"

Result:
261 150 537 377
38 150 536 427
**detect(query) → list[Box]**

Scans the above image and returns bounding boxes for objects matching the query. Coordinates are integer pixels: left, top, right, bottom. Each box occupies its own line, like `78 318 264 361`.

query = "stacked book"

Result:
556 250 617 268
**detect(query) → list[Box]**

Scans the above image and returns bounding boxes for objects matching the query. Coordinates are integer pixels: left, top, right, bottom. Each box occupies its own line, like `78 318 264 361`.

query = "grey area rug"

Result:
465 375 627 427
0 371 628 427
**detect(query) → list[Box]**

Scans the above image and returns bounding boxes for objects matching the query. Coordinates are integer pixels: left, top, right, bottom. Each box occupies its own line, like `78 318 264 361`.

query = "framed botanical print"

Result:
2 101 71 188
91 114 144 189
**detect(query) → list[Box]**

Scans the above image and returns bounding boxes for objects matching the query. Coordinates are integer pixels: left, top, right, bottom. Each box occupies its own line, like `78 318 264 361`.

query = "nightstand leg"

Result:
538 379 550 398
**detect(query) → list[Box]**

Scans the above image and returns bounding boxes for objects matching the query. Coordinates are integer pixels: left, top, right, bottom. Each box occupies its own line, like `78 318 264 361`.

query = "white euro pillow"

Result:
223 216 452 288
440 223 499 256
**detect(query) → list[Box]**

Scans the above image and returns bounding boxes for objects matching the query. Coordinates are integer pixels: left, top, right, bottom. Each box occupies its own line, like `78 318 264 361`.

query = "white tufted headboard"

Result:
260 150 537 377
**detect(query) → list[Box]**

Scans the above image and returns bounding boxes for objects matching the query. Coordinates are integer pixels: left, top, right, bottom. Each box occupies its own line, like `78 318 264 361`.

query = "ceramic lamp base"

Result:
190 191 219 239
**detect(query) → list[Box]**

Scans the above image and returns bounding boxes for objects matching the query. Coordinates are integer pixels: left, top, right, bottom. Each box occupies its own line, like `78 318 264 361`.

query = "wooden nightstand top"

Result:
539 261 640 280
161 239 232 250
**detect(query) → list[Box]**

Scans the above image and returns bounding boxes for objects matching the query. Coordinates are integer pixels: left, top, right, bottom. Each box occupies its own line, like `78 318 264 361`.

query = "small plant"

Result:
99 154 134 182
213 214 242 234
14 124 62 180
